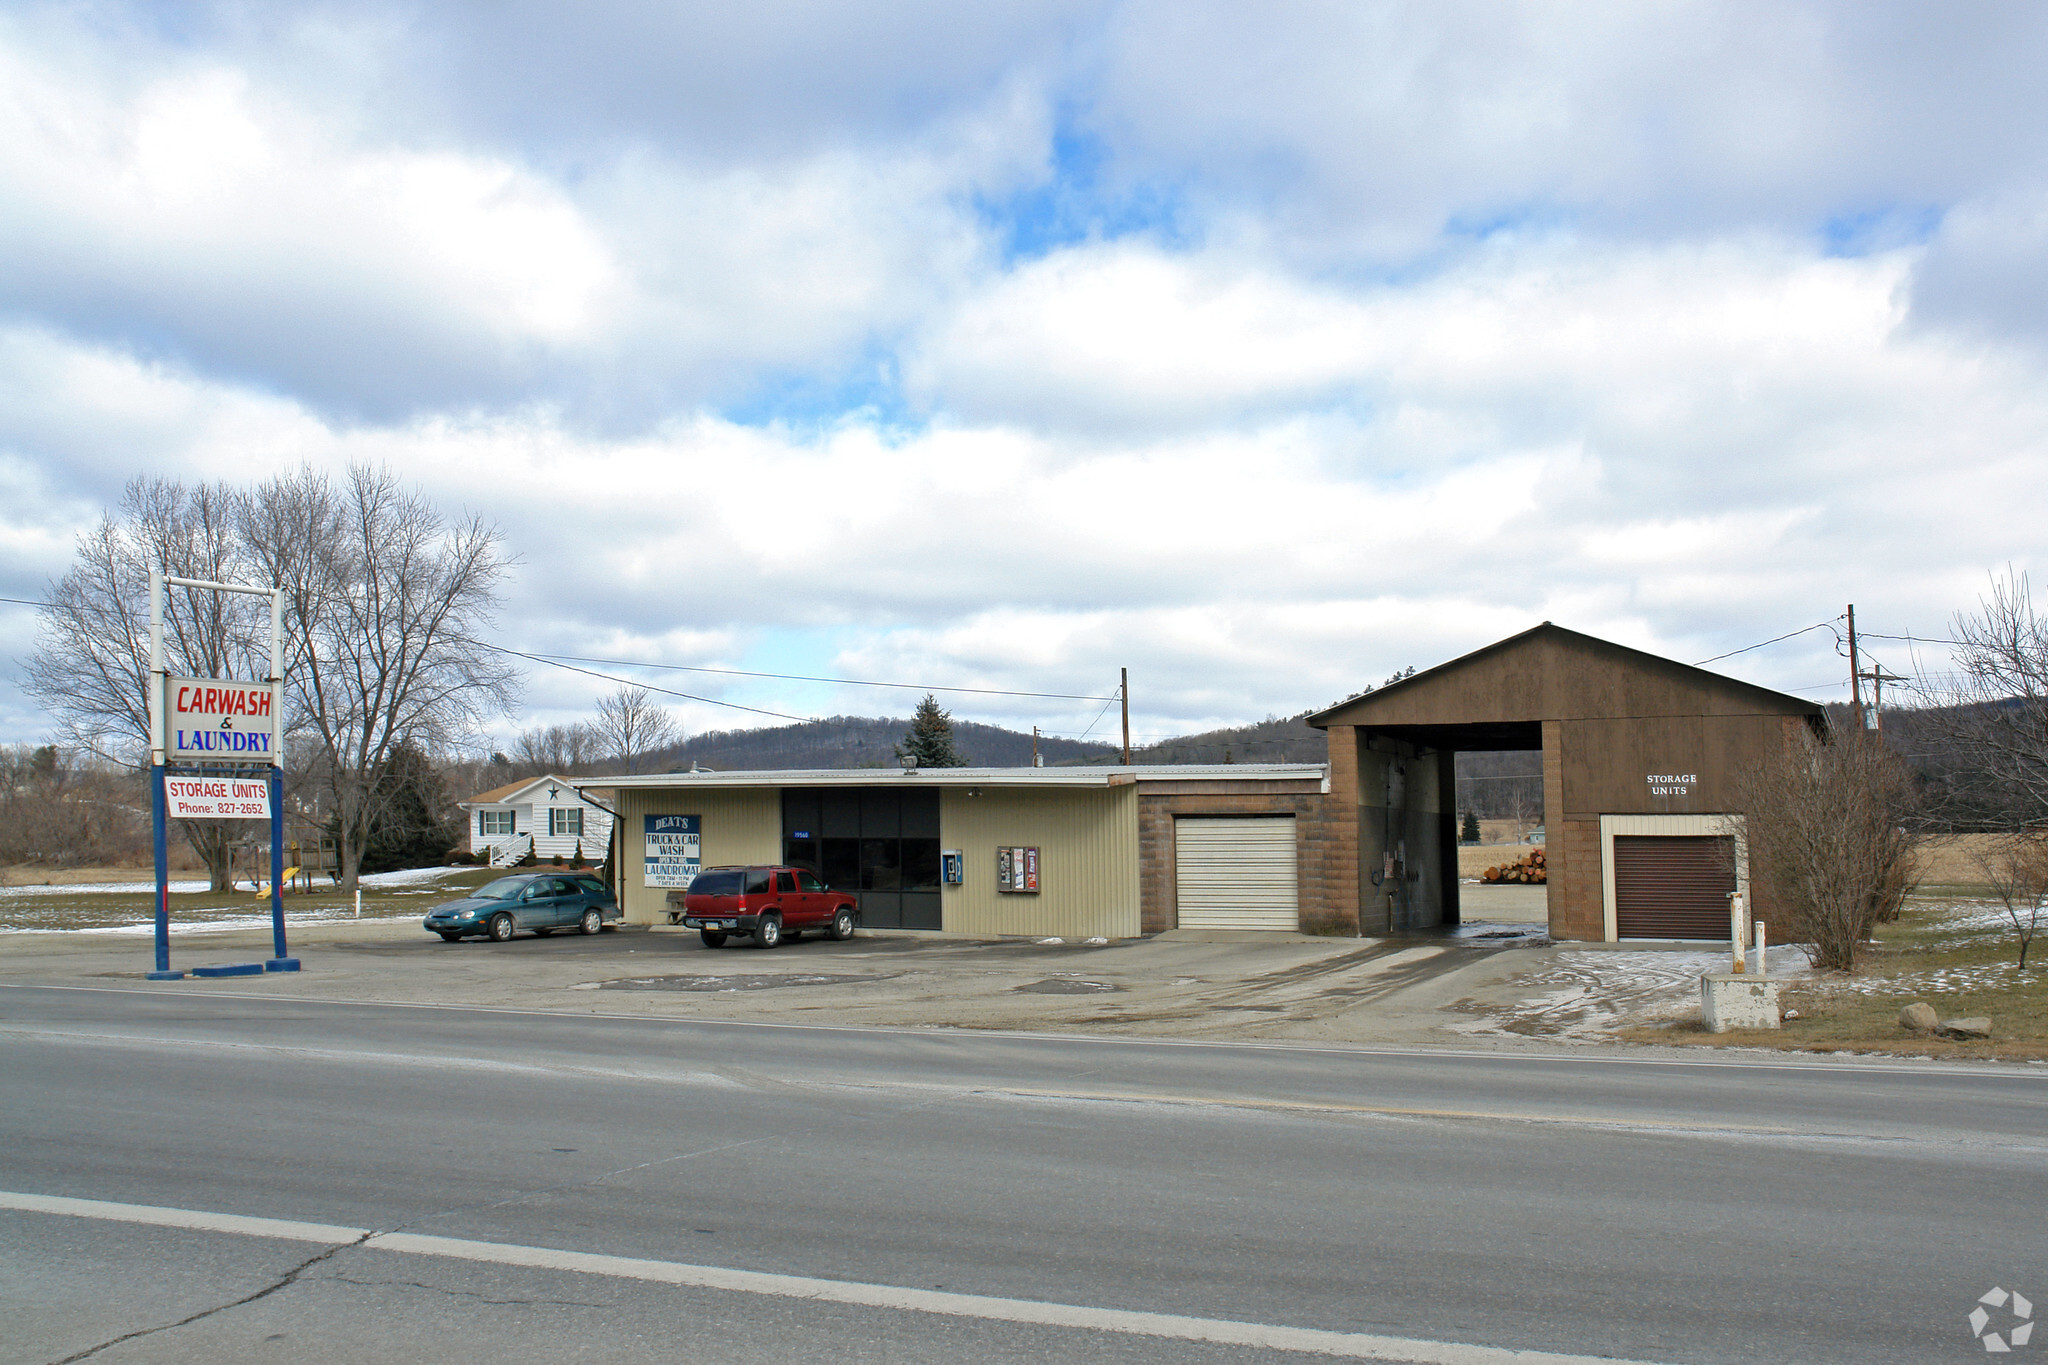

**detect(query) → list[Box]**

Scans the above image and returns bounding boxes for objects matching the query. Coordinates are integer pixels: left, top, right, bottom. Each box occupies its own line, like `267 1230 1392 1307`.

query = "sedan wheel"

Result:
830 907 856 941
488 912 516 942
579 908 602 936
753 915 782 949
437 931 463 943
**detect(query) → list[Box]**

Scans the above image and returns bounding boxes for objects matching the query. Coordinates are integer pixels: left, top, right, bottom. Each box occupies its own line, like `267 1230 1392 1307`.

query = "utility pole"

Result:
1861 666 1910 732
1846 604 1864 732
1120 667 1131 767
1031 726 1042 768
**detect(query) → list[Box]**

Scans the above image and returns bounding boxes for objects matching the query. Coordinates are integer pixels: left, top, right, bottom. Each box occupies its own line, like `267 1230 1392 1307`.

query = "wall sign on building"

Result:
997 845 1039 894
1646 773 1698 797
166 678 278 762
166 775 272 820
644 814 702 888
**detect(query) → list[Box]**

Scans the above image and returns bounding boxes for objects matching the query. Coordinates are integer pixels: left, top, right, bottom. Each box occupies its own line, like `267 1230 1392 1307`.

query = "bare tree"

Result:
1972 832 2046 969
25 478 269 890
241 465 519 892
592 685 680 774
1733 725 1919 971
511 723 602 776
1926 569 2048 826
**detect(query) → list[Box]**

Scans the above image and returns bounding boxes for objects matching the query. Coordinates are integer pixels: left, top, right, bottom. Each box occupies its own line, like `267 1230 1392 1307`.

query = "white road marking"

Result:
0 1190 365 1245
1 1188 1677 1364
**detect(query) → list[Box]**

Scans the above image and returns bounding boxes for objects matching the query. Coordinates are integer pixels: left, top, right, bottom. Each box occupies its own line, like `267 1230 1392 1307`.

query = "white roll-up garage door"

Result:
1175 816 1299 930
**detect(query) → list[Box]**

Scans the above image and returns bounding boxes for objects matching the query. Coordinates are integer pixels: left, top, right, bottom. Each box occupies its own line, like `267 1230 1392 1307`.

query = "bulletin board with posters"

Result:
995 845 1039 894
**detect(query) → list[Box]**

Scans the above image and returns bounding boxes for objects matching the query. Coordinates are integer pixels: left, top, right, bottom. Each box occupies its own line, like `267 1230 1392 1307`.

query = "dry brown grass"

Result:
1620 893 2048 1059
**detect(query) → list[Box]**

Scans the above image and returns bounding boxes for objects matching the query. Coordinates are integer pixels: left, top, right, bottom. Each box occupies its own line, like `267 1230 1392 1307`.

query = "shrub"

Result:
1735 726 1918 971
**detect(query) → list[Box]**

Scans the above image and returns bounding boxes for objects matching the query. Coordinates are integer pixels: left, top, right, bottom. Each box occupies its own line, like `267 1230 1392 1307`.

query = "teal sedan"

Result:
424 872 621 942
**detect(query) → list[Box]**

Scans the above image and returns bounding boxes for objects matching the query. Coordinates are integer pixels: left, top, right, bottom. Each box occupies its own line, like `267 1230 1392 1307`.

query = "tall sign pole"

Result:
147 571 177 980
267 586 291 967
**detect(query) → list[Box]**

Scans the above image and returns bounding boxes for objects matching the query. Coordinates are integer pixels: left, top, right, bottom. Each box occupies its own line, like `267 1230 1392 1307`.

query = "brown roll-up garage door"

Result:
1612 835 1735 939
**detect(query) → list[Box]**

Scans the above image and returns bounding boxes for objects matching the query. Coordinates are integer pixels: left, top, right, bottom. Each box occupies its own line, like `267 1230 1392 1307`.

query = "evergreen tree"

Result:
1461 809 1481 844
349 742 464 873
895 694 969 768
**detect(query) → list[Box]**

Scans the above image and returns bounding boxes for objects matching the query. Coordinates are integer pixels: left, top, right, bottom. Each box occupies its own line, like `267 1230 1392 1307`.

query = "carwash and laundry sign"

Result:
167 678 279 762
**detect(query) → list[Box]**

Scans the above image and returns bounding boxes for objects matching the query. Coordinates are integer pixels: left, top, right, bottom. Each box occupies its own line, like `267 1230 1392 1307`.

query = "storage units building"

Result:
1301 622 1826 941
585 765 1329 940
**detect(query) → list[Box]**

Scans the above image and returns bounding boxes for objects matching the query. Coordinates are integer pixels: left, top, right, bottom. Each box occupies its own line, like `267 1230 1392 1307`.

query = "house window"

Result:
550 807 583 838
480 810 513 836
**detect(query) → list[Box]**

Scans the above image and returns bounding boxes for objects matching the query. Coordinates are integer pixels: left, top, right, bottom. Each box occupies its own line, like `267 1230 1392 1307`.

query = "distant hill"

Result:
653 716 1119 771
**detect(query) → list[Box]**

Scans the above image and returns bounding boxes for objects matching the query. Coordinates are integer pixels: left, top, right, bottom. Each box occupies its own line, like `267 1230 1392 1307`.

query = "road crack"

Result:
47 1233 370 1364
329 1272 610 1308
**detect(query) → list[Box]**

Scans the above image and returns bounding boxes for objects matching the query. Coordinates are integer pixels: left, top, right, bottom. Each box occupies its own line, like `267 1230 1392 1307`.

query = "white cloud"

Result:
3 3 2047 750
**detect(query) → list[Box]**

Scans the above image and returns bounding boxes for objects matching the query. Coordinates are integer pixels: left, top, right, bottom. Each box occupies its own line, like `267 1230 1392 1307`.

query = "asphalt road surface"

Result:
2 981 2044 1364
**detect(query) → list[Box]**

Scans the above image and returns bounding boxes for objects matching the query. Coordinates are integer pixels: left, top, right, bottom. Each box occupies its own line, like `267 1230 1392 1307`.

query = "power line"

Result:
1694 620 1839 666
524 651 1117 702
486 647 819 725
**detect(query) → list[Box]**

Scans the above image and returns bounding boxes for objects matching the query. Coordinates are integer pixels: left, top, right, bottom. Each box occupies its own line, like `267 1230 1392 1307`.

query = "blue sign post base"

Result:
145 970 185 981
192 963 264 978
264 958 301 972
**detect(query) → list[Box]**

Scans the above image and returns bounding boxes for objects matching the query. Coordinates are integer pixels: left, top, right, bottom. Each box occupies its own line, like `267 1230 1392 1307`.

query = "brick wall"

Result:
1138 791 1326 933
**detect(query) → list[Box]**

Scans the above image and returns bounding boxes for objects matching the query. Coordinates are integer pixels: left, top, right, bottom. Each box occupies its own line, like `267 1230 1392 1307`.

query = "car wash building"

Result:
584 623 1823 944
1300 622 1826 941
589 765 1330 941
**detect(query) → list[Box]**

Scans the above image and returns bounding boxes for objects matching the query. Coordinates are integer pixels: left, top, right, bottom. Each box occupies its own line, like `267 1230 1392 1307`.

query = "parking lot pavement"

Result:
0 915 1577 1049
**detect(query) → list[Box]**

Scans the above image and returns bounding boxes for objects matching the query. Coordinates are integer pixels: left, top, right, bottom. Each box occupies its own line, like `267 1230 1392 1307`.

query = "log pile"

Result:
1481 848 1547 884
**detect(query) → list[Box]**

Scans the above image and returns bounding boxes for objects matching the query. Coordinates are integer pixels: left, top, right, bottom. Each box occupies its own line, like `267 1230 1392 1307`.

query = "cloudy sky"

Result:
3 1 2044 752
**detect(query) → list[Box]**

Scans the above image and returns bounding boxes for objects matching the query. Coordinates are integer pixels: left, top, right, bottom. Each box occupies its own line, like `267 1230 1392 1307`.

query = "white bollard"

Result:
1754 921 1767 979
1729 894 1747 974
354 889 361 919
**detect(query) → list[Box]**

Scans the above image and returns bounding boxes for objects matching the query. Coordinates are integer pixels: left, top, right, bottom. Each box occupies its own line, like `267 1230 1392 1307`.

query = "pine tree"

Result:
1461 809 1481 844
895 694 969 768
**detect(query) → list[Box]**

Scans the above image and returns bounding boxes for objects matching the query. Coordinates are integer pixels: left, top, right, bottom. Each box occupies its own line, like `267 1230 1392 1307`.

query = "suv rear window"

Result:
744 870 773 894
689 869 741 896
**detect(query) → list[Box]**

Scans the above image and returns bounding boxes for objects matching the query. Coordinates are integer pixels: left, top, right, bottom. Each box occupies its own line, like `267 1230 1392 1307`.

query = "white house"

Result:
459 774 616 868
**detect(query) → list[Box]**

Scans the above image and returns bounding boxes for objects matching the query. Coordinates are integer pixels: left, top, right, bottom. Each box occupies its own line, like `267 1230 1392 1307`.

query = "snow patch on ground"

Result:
0 865 465 899
0 879 211 897
1453 949 1809 1041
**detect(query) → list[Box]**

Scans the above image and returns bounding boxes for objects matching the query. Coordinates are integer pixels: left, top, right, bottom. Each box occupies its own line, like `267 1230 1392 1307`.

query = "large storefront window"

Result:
782 787 941 929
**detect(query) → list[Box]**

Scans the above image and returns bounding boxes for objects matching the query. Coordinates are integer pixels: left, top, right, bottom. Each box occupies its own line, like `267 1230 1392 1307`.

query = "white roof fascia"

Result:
570 764 1326 791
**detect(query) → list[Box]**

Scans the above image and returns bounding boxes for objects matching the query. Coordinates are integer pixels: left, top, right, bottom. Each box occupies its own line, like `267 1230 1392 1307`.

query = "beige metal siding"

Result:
614 786 782 925
939 785 1140 938
1175 817 1299 930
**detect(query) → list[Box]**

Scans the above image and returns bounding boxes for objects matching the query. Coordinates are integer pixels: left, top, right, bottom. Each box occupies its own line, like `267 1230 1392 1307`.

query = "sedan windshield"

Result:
475 877 530 901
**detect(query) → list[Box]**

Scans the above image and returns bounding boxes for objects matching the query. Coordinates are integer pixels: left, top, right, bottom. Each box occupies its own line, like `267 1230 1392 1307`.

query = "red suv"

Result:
680 865 859 949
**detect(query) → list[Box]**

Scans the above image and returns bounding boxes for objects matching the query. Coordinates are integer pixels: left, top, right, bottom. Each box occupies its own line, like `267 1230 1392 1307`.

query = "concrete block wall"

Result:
1299 725 1362 936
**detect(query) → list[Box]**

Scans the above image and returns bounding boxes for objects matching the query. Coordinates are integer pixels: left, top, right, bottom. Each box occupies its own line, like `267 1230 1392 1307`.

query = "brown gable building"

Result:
1302 622 1825 941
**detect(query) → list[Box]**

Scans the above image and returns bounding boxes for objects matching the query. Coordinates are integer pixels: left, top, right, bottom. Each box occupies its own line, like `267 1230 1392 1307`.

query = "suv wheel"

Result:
830 907 856 941
753 915 782 950
699 929 727 948
579 909 602 936
488 912 516 942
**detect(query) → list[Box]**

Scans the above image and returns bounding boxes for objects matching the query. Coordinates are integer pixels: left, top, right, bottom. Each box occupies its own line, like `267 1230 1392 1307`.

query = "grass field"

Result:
0 865 515 934
1623 894 2048 1061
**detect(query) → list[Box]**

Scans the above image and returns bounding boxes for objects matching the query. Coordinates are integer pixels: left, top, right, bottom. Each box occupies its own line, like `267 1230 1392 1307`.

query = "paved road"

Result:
2 982 2043 1364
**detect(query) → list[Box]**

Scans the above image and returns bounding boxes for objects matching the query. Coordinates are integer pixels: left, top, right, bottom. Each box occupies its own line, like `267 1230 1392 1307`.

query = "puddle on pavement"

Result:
593 973 885 992
1013 978 1122 995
